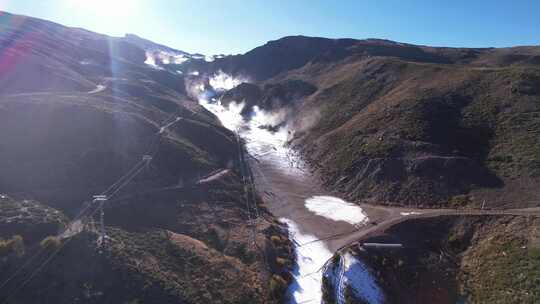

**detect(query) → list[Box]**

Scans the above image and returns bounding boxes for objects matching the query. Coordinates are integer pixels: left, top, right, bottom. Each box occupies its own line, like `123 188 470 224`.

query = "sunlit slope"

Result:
0 10 237 212
202 35 540 208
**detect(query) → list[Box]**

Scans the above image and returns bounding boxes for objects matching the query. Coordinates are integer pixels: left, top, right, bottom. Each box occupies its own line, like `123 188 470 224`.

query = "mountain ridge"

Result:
200 35 540 208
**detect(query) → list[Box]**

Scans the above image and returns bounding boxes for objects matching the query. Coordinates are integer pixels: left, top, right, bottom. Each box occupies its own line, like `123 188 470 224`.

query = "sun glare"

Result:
65 0 139 18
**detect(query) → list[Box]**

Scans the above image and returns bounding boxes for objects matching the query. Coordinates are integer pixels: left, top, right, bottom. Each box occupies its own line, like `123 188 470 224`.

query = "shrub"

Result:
275 257 290 268
0 235 25 257
11 235 25 257
269 274 288 298
270 235 282 246
0 239 11 257
40 236 61 251
449 195 470 208
331 254 340 265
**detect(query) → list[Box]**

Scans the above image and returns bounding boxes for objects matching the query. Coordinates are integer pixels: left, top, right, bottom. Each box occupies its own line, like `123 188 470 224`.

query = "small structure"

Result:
92 195 108 202
361 243 403 250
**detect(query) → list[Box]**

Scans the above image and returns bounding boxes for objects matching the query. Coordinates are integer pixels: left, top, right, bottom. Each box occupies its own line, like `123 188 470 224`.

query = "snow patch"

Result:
144 51 189 68
88 84 106 94
305 196 369 225
326 252 384 304
144 52 163 69
80 59 93 65
281 218 332 304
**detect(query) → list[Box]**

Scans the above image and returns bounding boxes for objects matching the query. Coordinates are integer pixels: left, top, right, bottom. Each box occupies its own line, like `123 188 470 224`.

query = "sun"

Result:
65 0 139 18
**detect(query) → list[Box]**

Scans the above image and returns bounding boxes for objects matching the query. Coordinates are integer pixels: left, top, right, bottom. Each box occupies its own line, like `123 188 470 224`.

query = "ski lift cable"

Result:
236 132 253 228
0 235 76 304
0 151 154 301
100 159 147 196
102 112 179 195
0 197 94 293
106 164 148 199
0 248 47 293
236 130 259 247
0 111 180 300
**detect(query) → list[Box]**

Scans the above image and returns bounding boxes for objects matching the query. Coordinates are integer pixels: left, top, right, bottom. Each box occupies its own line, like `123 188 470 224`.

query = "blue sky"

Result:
1 0 539 55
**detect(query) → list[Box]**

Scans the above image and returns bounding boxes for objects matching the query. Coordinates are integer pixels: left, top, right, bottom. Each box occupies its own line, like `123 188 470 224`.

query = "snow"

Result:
193 69 303 174
144 52 164 69
198 99 244 131
144 51 189 68
80 59 93 65
191 54 205 60
281 218 333 304
198 96 302 178
305 196 369 225
88 84 106 94
170 53 189 64
144 52 157 66
338 252 384 304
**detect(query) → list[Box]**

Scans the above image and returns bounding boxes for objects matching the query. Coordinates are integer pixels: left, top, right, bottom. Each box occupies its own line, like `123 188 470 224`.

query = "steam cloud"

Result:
186 70 304 149
209 70 250 91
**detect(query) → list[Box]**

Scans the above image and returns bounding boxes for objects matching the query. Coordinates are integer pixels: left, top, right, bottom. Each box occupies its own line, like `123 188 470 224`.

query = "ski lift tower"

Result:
142 155 153 169
93 195 108 247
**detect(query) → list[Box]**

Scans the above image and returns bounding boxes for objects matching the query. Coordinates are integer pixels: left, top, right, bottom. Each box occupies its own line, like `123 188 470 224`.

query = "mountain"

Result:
121 33 208 68
122 33 191 56
207 35 540 80
200 36 540 303
0 11 286 304
1 9 539 304
204 35 540 209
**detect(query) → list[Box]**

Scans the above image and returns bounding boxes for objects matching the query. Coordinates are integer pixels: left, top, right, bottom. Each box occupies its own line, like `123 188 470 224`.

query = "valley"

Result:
194 70 540 303
0 9 539 304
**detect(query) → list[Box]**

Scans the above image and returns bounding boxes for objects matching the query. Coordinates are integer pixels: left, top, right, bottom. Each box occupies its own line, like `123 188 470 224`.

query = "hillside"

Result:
0 11 283 303
348 215 540 304
205 35 540 208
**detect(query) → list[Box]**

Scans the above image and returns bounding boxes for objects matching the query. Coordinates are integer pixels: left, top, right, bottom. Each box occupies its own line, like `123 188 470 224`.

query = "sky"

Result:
1 0 540 55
